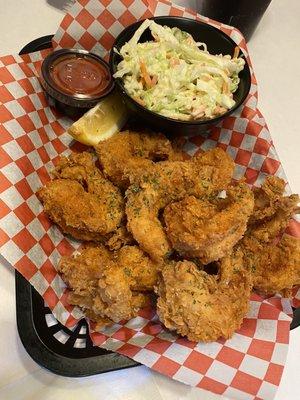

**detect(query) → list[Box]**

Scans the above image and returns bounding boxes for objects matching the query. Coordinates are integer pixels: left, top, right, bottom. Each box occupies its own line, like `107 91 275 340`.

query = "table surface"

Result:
0 1 299 399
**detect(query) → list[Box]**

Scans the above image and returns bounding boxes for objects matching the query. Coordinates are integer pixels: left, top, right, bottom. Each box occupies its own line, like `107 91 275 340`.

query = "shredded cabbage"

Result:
114 20 245 121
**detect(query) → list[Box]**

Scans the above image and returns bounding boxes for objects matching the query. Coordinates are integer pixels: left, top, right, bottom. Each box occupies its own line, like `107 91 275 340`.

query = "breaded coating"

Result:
156 250 252 342
250 176 289 223
239 176 300 295
241 234 300 297
95 130 184 189
105 226 134 251
248 202 299 244
126 147 235 261
37 152 124 241
116 245 159 291
164 182 254 263
58 245 159 327
52 151 96 181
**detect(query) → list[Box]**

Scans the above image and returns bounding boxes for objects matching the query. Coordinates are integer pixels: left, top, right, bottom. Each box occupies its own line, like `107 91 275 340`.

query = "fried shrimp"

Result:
126 147 235 261
156 249 252 342
163 182 254 263
58 245 113 327
249 176 298 224
58 245 159 327
95 130 184 189
247 180 300 244
238 176 300 296
105 226 134 251
241 234 300 297
37 152 124 241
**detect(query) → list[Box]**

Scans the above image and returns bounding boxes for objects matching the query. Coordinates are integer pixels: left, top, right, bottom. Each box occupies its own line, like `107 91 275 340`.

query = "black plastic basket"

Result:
16 36 300 377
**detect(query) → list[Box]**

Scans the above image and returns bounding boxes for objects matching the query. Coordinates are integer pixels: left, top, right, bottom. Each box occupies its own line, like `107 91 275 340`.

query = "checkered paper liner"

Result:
0 0 299 399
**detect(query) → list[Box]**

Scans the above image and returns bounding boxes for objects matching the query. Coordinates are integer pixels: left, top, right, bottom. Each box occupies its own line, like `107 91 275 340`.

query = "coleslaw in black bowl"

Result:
110 16 251 135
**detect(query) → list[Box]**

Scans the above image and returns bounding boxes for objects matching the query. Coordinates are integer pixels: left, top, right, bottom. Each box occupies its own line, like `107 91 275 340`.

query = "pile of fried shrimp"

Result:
37 130 300 342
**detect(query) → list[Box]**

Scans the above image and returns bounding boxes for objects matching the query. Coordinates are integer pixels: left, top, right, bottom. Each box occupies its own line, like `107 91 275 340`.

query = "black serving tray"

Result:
16 35 299 377
16 271 137 376
16 36 137 376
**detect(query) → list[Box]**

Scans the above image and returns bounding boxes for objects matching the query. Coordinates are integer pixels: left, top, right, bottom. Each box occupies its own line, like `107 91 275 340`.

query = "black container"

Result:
198 0 272 41
110 16 251 136
40 49 114 118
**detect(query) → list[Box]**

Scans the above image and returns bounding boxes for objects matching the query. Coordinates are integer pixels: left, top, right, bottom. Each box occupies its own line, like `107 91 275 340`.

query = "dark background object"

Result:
15 35 300 377
110 16 251 136
197 0 272 41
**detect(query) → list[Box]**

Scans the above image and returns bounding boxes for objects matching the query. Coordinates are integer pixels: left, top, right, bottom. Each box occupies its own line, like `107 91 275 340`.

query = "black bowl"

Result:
110 16 251 136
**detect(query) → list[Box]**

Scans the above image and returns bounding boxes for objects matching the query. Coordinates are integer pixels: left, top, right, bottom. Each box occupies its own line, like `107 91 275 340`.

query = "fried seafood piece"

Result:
126 147 235 262
246 176 299 244
37 152 124 241
105 225 134 251
115 245 159 291
163 182 254 263
51 151 96 181
58 245 159 326
95 130 184 189
241 234 300 297
238 177 300 296
59 245 111 297
156 250 252 342
247 182 300 244
248 201 299 244
249 176 299 224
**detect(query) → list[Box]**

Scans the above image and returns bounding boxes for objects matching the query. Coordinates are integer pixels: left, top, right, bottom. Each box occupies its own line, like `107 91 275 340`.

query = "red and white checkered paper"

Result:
0 1 299 399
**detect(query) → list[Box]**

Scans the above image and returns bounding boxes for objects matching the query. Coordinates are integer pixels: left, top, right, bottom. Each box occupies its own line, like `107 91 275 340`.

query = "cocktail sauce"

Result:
49 55 111 96
41 49 114 117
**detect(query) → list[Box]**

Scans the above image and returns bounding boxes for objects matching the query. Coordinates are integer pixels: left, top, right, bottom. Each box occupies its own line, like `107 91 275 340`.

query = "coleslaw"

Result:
114 19 245 121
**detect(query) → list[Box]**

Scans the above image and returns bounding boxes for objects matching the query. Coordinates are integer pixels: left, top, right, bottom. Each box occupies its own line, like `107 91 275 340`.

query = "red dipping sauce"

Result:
50 55 111 97
41 49 114 117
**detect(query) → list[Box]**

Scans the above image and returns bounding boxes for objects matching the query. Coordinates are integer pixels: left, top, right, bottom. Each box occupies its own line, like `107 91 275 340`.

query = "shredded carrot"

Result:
134 97 146 106
151 75 158 86
233 46 239 59
140 61 152 89
170 58 180 67
139 77 146 88
222 81 229 94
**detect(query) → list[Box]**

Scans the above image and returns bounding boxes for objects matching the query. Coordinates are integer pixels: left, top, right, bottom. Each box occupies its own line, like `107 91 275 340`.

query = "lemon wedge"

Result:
67 90 128 146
